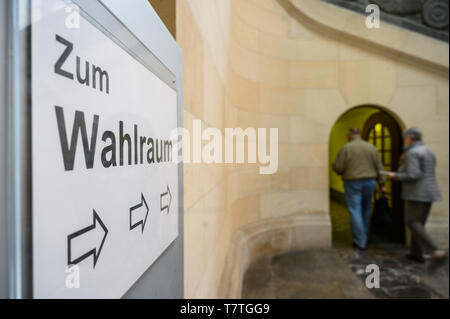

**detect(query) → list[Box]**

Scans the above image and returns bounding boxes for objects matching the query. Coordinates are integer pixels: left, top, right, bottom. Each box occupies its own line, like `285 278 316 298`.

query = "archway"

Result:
329 105 405 247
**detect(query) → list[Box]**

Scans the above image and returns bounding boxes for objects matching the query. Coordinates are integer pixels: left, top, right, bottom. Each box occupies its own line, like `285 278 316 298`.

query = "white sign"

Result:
32 0 179 298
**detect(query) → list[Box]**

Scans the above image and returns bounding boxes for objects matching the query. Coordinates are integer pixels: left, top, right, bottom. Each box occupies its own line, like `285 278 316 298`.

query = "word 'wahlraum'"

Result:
55 106 174 171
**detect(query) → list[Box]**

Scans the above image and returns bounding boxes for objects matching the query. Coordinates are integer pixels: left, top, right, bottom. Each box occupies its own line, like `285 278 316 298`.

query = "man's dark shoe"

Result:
353 243 367 251
405 254 425 263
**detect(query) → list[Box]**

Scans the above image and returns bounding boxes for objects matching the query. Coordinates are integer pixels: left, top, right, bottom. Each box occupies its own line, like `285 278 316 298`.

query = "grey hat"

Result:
404 127 423 141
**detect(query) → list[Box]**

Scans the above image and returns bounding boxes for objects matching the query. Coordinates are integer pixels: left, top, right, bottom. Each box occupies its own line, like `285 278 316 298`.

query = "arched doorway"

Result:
329 106 405 247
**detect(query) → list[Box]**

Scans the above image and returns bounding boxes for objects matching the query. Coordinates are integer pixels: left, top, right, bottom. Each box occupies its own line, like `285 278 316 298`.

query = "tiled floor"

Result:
336 242 449 299
242 201 449 299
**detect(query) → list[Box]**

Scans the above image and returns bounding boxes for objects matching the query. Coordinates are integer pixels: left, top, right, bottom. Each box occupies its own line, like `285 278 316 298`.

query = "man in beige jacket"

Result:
333 128 386 250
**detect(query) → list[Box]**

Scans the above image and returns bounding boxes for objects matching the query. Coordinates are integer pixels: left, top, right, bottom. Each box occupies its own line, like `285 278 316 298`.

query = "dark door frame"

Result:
362 111 405 243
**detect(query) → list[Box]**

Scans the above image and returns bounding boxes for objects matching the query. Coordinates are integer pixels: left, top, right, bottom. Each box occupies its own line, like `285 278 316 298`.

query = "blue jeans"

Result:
344 179 376 248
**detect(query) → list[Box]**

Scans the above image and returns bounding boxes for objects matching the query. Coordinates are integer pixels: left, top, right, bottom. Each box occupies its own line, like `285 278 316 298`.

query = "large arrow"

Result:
160 185 172 214
67 210 108 268
130 193 149 233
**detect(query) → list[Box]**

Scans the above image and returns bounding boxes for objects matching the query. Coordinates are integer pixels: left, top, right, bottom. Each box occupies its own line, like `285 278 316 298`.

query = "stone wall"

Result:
176 0 449 298
177 0 232 298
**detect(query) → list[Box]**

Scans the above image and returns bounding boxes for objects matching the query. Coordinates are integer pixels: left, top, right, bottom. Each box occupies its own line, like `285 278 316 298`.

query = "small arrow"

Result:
160 185 172 214
67 210 108 268
130 193 149 233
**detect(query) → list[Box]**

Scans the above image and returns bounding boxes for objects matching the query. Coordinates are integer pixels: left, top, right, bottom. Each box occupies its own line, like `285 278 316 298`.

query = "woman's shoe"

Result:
405 254 425 263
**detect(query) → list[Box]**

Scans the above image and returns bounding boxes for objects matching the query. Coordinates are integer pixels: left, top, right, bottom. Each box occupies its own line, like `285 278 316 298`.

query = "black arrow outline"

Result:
160 185 172 214
130 193 149 233
67 210 108 268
